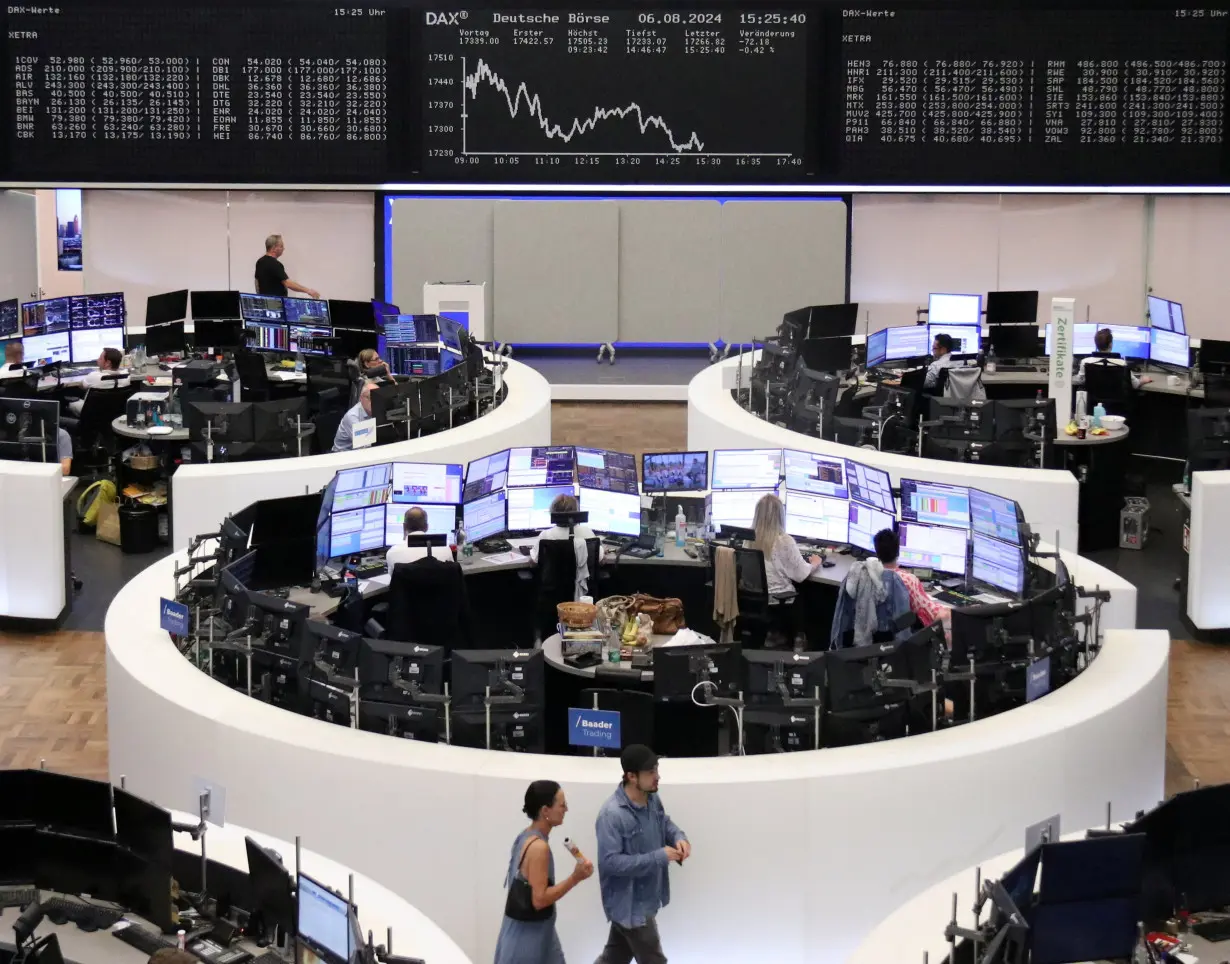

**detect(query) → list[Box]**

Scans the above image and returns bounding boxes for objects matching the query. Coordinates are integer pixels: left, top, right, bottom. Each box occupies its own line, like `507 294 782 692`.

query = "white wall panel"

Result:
0 191 38 304
227 190 374 302
82 190 229 327
1149 195 1230 338
850 194 1001 331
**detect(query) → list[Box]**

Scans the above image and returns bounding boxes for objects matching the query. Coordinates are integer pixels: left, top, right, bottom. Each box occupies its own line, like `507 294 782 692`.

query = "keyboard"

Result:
932 588 978 607
353 561 387 579
992 365 1042 373
1194 917 1230 942
43 896 125 931
0 886 37 909
60 366 94 378
474 537 513 554
252 952 287 964
114 923 175 954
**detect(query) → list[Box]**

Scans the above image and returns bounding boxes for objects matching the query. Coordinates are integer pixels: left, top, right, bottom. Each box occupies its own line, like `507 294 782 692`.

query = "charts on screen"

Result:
420 8 811 179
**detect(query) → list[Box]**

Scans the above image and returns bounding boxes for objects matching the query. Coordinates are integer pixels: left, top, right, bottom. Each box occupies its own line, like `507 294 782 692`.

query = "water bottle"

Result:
294 350 305 373
985 343 997 374
1092 402 1105 430
675 505 686 548
458 521 472 563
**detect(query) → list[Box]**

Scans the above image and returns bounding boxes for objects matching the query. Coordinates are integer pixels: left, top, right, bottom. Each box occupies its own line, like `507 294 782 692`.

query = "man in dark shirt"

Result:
254 234 320 299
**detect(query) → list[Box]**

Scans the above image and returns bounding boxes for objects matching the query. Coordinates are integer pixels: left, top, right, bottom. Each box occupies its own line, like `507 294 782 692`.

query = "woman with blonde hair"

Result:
752 493 822 645
356 348 392 379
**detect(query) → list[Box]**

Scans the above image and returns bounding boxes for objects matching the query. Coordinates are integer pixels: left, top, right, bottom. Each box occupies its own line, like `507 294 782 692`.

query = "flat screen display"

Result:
848 502 895 553
971 532 1026 595
464 449 509 502
506 484 575 531
899 521 968 575
385 503 457 547
710 487 774 530
507 447 575 488
784 491 850 544
391 462 463 504
580 487 641 537
23 331 71 365
575 447 639 494
332 463 392 512
70 326 124 364
711 448 783 490
900 479 971 529
845 458 896 513
329 505 386 558
463 490 506 542
928 323 981 355
298 873 350 964
969 488 1022 546
642 452 708 492
865 329 888 369
884 325 931 362
1150 328 1190 368
928 293 982 327
783 449 849 498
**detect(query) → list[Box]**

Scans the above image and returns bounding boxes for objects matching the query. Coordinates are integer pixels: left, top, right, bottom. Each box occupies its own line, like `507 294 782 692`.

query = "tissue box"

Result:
127 391 169 427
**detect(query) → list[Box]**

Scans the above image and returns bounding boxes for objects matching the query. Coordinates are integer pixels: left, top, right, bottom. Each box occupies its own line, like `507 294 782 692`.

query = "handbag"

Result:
95 499 122 546
631 593 686 635
504 838 554 923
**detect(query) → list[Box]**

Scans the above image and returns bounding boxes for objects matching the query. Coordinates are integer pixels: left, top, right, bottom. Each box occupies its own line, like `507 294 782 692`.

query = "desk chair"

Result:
706 545 781 648
535 537 600 641
1080 359 1134 417
1202 372 1230 407
942 363 986 401
234 349 300 403
0 371 41 399
71 385 132 480
574 687 654 756
376 556 472 652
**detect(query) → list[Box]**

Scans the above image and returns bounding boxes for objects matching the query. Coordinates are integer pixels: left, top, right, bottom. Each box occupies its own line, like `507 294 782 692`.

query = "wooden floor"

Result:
0 402 1224 803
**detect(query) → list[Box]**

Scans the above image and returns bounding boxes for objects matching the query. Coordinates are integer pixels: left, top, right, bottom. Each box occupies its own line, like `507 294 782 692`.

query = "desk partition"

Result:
0 462 67 620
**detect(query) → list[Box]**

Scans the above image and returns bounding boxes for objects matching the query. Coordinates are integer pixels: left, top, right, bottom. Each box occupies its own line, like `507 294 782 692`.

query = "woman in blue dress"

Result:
494 780 593 964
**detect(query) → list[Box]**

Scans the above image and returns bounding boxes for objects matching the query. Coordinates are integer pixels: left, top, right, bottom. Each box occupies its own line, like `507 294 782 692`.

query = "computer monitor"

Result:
186 400 254 442
329 299 377 331
784 491 850 544
193 319 244 350
844 458 895 513
987 323 1043 360
383 314 428 346
506 484 576 531
641 451 708 492
506 446 575 488
969 488 1022 545
464 449 510 501
437 314 464 352
928 323 981 355
1187 408 1230 472
145 289 189 327
971 532 1026 596
334 327 378 358
710 487 773 530
865 329 888 369
385 503 456 546
884 325 931 362
70 326 124 364
742 650 826 701
0 769 115 838
929 293 982 327
386 344 439 378
284 297 331 327
22 330 71 365
986 290 1039 326
22 297 72 336
575 447 639 494
328 505 387 558
798 336 853 372
1045 322 1097 357
251 493 322 548
711 448 783 490
0 299 18 339
451 648 545 705
1103 324 1151 360
1147 294 1186 335
900 479 971 529
390 461 462 505
1149 328 1190 369
0 398 60 462
783 450 849 498
288 324 332 357
245 837 296 940
240 292 287 325
246 321 289 352
113 787 173 868
358 701 440 742
297 872 351 964
191 290 241 320
898 521 968 576
463 490 507 542
331 462 392 512
359 638 446 700
848 502 895 553
143 321 186 357
653 643 742 702
451 706 544 752
579 487 641 537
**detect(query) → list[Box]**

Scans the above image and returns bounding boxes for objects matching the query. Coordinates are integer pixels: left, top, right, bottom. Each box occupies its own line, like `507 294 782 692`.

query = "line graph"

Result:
461 56 708 155
421 8 810 179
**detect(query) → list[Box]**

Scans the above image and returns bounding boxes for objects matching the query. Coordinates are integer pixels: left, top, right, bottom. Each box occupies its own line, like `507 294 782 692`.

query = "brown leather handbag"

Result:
631 593 686 634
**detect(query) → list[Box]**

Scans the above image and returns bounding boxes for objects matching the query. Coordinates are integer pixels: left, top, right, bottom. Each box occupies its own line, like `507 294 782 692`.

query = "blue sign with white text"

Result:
160 597 190 636
568 708 621 749
1026 656 1051 703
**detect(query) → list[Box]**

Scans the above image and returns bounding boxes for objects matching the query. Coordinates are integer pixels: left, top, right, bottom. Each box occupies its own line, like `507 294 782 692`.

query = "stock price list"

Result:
3 2 393 183
838 4 1230 186
420 8 812 181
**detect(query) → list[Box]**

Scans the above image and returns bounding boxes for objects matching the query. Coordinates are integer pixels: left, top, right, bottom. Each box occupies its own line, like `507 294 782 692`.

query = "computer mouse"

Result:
822 559 836 568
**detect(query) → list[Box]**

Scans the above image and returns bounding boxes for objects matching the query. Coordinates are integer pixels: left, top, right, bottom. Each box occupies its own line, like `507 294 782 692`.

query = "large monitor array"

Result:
15 292 127 364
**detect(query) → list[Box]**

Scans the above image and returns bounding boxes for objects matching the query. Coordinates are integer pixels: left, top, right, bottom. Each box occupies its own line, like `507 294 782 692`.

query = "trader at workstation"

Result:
57 427 72 476
332 380 375 452
530 493 598 600
0 341 24 379
923 332 957 390
386 506 433 568
68 347 131 416
255 234 320 299
1073 328 1152 389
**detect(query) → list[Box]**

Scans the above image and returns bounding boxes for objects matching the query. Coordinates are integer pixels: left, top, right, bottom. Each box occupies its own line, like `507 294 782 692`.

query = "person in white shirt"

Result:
751 492 823 599
530 493 597 600
332 380 375 452
386 506 434 569
923 332 958 391
1072 328 1152 390
0 342 24 379
68 347 131 415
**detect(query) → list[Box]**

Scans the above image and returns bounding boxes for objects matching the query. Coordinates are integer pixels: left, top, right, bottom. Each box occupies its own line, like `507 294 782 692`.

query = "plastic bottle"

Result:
985 343 997 374
457 521 471 563
675 505 686 548
294 350 305 373
1092 402 1105 430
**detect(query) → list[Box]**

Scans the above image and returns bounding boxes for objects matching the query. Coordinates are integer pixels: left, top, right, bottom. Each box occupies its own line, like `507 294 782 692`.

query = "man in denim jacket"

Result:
593 745 689 964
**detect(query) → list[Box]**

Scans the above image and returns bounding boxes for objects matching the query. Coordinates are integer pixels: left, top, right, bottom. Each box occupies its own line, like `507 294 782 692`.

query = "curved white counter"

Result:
170 357 551 550
160 810 473 964
0 463 69 621
107 548 1163 964
689 356 1083 555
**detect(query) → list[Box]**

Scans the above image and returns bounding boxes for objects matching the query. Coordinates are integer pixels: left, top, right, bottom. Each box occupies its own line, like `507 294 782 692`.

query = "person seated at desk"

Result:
871 528 951 636
530 493 597 600
0 341 24 379
1073 328 1152 389
387 506 434 568
829 529 912 648
67 347 131 416
332 380 375 452
57 427 72 476
923 332 958 392
751 493 823 646
356 348 393 381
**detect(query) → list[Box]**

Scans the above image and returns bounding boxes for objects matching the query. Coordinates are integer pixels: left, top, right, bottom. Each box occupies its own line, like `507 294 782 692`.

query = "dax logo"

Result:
513 712 530 720
413 645 431 653
425 10 467 25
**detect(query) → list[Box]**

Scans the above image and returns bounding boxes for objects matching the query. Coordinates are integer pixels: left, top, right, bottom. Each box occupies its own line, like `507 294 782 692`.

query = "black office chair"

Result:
1080 359 1134 417
1202 372 1230 407
0 371 41 399
574 688 654 757
707 545 777 649
378 556 472 652
70 385 133 480
234 349 300 403
534 536 600 641
306 358 352 416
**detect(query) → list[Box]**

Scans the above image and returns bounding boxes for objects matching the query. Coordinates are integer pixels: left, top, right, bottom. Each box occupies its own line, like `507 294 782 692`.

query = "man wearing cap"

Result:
593 744 690 964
